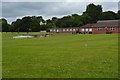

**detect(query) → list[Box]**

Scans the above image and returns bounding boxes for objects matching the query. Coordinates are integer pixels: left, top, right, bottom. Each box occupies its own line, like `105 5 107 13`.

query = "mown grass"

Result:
2 32 50 39
2 32 118 78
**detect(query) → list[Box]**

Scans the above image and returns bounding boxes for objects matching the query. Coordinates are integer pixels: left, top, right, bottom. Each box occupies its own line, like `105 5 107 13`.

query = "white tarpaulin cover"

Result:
12 36 34 39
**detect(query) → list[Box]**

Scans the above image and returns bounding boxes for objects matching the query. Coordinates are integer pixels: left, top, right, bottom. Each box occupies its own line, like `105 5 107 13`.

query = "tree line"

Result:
1 3 120 32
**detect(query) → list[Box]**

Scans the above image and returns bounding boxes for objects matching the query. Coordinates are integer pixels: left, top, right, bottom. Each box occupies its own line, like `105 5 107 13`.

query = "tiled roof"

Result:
81 24 94 28
50 20 120 29
92 20 120 27
51 27 79 29
81 20 120 28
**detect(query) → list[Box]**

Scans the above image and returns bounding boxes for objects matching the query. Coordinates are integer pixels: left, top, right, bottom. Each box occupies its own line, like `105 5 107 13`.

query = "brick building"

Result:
50 20 120 34
50 27 79 33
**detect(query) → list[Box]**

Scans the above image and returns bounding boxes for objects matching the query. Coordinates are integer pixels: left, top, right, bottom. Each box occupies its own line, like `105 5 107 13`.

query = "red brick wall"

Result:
50 27 120 34
50 28 79 33
50 31 76 33
92 27 119 34
79 27 93 33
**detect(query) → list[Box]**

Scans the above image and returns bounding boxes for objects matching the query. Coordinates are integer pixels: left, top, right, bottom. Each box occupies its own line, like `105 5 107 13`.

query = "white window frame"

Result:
73 29 76 31
63 29 65 31
82 29 84 31
89 28 92 31
85 28 88 31
66 29 69 31
98 27 102 30
57 29 59 32
70 29 72 31
110 27 115 30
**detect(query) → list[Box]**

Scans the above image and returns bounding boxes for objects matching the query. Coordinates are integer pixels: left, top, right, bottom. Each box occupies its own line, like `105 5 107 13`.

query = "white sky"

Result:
1 0 120 24
2 0 120 2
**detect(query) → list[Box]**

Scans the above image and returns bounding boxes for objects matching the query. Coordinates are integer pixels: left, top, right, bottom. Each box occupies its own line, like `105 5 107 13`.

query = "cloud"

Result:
2 0 120 2
0 2 2 17
1 2 119 24
2 2 87 23
2 0 65 2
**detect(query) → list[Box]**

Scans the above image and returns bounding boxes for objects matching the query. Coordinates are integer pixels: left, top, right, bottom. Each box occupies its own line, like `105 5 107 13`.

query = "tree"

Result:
30 19 41 32
51 17 58 27
80 13 92 25
10 21 15 32
101 11 117 20
0 19 2 32
46 19 56 28
45 23 56 32
71 14 83 27
30 16 47 31
55 16 74 28
13 19 21 33
117 10 120 19
85 3 103 23
1 18 10 32
10 17 31 33
20 16 31 32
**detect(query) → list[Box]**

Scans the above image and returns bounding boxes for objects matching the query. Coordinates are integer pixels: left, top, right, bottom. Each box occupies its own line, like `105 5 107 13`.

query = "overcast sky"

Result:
1 1 120 24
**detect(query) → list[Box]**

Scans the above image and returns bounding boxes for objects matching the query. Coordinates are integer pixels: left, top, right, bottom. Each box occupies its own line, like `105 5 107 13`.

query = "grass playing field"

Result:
2 32 118 78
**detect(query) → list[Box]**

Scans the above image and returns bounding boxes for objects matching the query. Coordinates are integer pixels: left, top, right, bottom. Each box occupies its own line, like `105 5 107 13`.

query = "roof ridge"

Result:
97 20 120 23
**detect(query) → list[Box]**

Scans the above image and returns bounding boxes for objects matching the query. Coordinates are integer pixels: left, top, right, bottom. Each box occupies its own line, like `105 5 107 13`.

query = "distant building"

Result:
80 24 93 34
50 20 120 34
50 27 79 33
40 22 46 25
92 20 120 34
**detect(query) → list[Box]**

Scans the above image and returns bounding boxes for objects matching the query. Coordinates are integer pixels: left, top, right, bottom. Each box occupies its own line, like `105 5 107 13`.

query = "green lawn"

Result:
2 33 118 78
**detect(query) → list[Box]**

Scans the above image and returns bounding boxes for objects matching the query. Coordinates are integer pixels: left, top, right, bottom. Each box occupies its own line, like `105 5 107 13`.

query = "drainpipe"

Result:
105 27 108 34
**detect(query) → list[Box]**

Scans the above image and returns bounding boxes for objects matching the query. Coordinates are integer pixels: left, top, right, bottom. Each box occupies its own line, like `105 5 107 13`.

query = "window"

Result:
53 29 56 31
110 27 115 30
50 29 52 31
70 29 72 31
76 29 78 30
82 29 84 31
85 28 88 31
63 29 65 31
66 29 69 31
59 29 62 32
98 27 102 30
89 28 92 31
57 29 59 32
73 29 76 31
